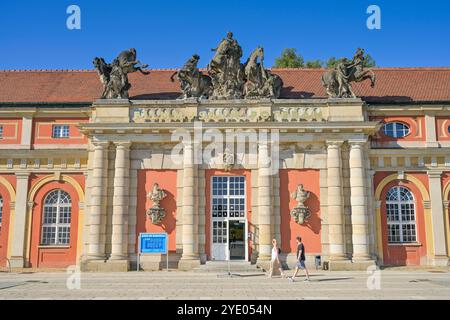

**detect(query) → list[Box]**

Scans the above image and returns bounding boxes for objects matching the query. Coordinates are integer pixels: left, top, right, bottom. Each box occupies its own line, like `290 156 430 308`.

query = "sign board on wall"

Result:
137 233 168 271
139 233 168 254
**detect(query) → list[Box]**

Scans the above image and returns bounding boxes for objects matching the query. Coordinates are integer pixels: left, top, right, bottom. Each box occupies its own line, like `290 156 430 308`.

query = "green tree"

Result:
363 53 377 68
274 48 304 68
326 54 377 69
325 57 342 69
304 59 323 68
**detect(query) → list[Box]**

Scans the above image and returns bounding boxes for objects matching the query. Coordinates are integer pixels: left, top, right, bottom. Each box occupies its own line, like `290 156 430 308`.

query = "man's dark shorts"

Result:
297 260 306 269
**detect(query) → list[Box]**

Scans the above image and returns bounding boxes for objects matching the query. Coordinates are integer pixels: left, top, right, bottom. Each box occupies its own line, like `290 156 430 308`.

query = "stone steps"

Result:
193 261 264 273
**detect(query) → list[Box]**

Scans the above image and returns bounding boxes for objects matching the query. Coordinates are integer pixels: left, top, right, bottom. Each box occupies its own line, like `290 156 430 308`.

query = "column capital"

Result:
15 172 31 179
115 141 132 149
348 139 368 147
92 141 110 148
326 140 344 148
443 201 449 209
427 170 443 179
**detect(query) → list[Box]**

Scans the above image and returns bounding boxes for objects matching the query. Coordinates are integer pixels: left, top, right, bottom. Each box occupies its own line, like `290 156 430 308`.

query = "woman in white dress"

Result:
268 238 286 278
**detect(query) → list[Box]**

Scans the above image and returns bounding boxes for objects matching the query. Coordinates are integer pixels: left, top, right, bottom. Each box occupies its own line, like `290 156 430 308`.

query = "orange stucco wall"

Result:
436 117 450 141
370 116 426 143
0 175 16 267
0 118 22 145
374 172 428 266
29 175 84 268
279 169 321 254
205 169 252 261
32 118 88 145
136 170 178 252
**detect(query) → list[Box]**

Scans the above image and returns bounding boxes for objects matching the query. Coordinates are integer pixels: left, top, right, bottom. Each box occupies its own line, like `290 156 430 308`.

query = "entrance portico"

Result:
78 98 380 271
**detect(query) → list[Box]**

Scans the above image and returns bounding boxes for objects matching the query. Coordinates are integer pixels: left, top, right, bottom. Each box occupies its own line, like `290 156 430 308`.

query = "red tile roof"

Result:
0 68 449 104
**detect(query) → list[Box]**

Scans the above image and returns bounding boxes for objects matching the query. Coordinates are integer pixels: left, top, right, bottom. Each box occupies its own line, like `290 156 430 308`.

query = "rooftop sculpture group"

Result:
171 32 284 100
93 36 376 100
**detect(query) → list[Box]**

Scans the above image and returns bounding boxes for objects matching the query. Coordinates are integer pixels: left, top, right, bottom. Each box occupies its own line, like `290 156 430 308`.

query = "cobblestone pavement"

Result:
0 269 449 300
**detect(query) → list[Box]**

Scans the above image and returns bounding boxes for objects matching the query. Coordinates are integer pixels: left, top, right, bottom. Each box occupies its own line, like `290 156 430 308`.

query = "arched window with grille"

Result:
41 190 72 245
385 186 417 243
0 195 3 232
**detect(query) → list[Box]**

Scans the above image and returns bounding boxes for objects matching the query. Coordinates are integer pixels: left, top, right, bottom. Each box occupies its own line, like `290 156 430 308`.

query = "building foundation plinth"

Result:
430 255 450 266
178 257 201 271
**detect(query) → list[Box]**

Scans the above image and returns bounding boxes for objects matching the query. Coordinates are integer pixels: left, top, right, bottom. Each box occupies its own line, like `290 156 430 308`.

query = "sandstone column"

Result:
326 141 346 260
256 141 272 265
178 141 200 270
9 172 30 268
87 141 109 260
110 141 131 260
427 170 449 265
349 140 371 261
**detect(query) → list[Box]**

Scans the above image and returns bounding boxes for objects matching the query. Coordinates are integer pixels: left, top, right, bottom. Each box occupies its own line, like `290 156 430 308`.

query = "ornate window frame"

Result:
41 189 72 246
385 186 417 243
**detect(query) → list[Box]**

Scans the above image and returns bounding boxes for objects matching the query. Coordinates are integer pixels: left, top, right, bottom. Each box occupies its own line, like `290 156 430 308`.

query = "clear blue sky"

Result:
1 0 449 70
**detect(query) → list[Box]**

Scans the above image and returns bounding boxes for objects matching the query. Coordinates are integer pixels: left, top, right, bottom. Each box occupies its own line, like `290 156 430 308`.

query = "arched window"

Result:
383 122 410 138
41 190 72 245
0 195 3 231
385 186 417 243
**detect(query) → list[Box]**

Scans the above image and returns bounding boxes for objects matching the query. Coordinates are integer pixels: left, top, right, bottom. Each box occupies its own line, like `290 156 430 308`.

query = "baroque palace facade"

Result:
0 41 449 271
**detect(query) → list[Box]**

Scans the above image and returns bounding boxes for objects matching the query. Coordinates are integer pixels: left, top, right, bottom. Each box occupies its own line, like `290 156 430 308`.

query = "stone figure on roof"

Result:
170 54 212 99
321 48 376 98
243 46 283 99
207 32 245 99
93 48 149 99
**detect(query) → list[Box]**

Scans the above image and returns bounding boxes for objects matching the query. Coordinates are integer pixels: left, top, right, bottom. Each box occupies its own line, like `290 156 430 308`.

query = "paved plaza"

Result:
0 268 449 300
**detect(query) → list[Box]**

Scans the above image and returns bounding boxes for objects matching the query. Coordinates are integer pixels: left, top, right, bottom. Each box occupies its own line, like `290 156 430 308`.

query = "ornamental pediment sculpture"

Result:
322 48 376 98
290 184 311 224
93 48 149 99
146 183 167 225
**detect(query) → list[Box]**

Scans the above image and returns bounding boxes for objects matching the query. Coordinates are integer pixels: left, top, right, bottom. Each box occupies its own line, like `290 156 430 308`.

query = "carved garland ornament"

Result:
273 107 324 122
198 107 270 123
133 108 196 123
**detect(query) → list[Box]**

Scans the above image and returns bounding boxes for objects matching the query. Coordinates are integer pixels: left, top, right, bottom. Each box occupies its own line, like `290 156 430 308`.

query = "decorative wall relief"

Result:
273 107 325 122
198 107 270 123
223 147 235 171
133 108 196 123
146 183 167 224
290 184 311 224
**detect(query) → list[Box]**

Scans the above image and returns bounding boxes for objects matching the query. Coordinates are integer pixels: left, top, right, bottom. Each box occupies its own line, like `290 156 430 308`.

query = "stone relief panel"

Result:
198 107 270 123
273 106 325 122
133 108 196 123
131 104 327 123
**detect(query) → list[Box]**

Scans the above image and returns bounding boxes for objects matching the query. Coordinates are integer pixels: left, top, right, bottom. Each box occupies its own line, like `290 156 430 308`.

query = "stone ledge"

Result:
326 259 376 271
81 259 130 272
178 259 201 271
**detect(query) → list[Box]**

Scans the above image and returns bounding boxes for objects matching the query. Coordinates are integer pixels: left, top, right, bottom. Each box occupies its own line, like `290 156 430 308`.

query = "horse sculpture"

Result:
170 54 212 99
93 48 149 99
243 46 283 99
322 48 376 98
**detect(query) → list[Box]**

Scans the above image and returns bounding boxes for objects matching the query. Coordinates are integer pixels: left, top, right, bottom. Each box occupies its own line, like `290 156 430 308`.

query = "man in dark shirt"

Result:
289 236 310 282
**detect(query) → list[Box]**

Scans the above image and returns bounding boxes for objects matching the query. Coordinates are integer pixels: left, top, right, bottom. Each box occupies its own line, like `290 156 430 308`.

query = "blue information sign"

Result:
139 233 168 254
